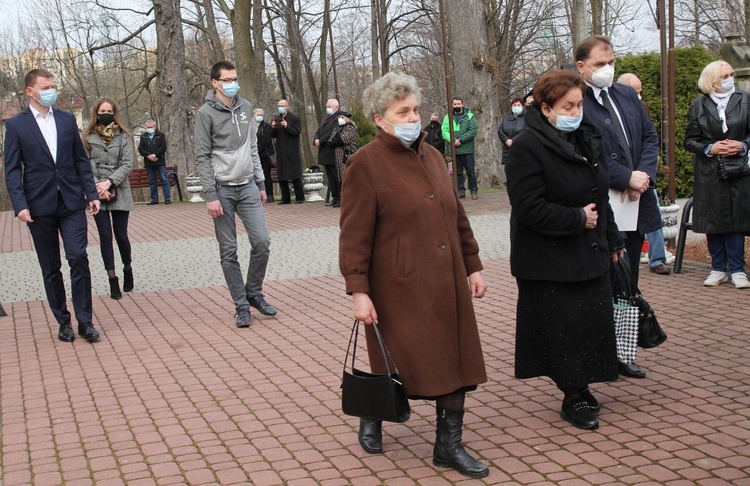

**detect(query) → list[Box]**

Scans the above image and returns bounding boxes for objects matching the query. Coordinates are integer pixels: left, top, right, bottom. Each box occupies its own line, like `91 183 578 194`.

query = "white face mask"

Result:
255 116 264 123
586 63 615 89
338 117 346 126
381 118 422 145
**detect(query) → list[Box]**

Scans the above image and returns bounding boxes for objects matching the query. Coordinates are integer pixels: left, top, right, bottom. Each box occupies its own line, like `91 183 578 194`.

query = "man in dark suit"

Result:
577 36 661 378
137 119 170 205
4 69 102 343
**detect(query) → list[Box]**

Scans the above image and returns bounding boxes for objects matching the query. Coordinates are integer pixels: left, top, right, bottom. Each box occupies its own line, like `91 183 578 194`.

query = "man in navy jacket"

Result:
4 69 101 343
576 36 661 378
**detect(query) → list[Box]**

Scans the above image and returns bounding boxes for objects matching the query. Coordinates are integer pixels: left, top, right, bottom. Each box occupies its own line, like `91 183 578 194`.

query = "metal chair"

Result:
673 197 694 274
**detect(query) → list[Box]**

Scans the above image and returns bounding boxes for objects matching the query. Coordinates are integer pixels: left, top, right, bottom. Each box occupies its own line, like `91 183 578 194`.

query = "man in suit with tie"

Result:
4 69 102 343
577 36 661 379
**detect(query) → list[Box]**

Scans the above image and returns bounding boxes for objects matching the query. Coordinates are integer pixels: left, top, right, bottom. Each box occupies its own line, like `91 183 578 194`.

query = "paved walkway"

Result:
1 193 749 485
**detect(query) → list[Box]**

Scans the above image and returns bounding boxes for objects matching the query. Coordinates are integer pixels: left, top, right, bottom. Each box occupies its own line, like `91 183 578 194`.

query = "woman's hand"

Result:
711 139 744 156
505 139 512 147
610 249 625 263
583 203 598 229
468 271 488 298
352 292 378 324
95 180 112 193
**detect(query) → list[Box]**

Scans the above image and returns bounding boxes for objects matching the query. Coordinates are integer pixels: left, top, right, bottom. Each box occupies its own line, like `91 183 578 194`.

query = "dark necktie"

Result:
599 89 633 169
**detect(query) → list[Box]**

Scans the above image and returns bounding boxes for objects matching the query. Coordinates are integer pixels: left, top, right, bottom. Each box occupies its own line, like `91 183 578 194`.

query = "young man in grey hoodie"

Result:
195 60 278 327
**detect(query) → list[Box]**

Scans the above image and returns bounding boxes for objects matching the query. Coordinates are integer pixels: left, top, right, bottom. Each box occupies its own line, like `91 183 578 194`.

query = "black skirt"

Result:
515 275 618 388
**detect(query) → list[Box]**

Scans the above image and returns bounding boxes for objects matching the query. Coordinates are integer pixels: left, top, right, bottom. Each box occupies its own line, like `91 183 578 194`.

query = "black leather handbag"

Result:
611 258 667 349
341 320 411 423
717 154 750 180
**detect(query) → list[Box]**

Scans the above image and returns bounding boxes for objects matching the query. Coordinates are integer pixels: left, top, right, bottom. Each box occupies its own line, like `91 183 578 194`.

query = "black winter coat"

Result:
314 113 339 166
271 111 304 180
506 105 624 282
685 90 750 233
256 121 274 158
424 121 445 153
137 130 167 166
497 112 525 163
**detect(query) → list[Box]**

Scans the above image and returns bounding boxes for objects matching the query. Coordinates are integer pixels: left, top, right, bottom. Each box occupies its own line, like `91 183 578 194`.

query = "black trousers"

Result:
27 192 93 325
93 209 132 271
279 178 305 203
260 155 274 198
324 164 340 201
624 231 645 287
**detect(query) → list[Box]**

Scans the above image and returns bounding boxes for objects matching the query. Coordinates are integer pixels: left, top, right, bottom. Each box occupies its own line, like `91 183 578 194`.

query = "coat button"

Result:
591 243 599 251
438 243 446 250
592 188 599 195
611 153 617 159
428 193 435 199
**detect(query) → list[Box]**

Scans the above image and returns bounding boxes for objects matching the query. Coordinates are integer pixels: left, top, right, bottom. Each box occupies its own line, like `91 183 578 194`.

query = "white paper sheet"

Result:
608 189 639 232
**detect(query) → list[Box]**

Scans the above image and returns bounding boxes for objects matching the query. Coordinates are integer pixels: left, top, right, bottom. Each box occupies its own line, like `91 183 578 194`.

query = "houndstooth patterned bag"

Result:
613 297 639 364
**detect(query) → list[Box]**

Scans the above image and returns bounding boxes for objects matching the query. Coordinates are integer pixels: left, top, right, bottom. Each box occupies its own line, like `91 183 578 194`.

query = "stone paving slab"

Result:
1 193 749 485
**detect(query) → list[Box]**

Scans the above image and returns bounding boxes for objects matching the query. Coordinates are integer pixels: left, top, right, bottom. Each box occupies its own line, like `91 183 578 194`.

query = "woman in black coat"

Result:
506 70 624 431
254 108 275 201
497 97 526 164
684 60 750 289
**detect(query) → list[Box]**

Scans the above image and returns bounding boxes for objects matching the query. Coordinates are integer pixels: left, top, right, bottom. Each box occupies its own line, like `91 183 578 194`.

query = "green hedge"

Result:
616 47 715 198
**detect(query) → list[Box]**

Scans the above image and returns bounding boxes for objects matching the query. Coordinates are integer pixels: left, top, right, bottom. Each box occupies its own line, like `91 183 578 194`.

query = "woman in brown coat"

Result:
339 72 489 479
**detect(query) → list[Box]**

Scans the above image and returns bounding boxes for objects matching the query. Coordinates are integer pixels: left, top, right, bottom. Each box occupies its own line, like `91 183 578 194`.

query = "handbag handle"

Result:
344 320 400 379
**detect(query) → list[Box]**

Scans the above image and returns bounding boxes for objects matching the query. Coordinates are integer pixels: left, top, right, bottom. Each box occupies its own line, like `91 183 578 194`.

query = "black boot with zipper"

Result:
433 407 489 478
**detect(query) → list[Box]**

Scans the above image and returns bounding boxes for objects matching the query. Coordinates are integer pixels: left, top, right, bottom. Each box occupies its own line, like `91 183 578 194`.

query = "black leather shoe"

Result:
59 322 75 342
147 201 159 205
267 196 275 202
248 294 277 316
294 200 305 204
278 201 291 205
649 264 671 275
358 418 383 454
324 200 335 206
619 362 646 378
580 387 600 414
331 200 341 208
236 306 251 328
78 323 100 342
560 398 599 430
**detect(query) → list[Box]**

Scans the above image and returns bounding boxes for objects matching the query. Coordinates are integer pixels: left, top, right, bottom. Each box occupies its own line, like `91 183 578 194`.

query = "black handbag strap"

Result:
344 320 400 378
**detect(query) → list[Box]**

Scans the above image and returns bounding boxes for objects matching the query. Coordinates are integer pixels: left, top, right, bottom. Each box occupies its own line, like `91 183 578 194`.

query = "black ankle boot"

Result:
123 268 133 292
358 418 383 454
433 407 489 478
109 277 122 300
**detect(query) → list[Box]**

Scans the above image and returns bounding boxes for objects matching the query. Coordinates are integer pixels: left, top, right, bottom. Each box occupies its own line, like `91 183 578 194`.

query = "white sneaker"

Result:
640 252 649 264
703 271 729 286
665 250 675 265
731 272 750 289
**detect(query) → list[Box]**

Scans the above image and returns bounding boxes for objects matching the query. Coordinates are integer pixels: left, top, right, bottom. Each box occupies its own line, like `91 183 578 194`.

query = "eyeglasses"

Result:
218 78 238 83
720 72 736 80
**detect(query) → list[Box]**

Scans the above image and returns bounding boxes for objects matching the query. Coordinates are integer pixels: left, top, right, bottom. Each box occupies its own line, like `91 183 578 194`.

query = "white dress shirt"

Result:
30 105 58 163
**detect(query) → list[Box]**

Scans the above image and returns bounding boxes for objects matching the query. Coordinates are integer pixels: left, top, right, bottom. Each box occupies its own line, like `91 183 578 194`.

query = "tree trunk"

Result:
371 0 379 81
445 0 502 186
232 0 259 104
285 0 314 166
200 0 226 64
153 0 194 176
571 0 588 49
591 0 603 35
252 0 270 110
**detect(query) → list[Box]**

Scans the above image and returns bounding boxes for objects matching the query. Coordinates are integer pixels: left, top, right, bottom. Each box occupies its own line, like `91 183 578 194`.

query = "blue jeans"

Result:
455 153 478 195
213 184 271 308
147 165 171 203
707 232 746 274
646 190 666 267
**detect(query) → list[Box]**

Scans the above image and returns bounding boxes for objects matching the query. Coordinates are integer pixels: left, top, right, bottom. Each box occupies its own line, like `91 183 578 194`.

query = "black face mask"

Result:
430 120 439 126
453 107 462 114
98 113 115 126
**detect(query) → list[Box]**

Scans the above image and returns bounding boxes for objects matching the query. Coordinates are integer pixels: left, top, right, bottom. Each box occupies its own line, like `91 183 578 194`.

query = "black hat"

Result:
338 110 352 118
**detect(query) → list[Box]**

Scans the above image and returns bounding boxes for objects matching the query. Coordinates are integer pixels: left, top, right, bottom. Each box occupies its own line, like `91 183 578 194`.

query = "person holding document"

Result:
576 36 661 379
506 69 624 430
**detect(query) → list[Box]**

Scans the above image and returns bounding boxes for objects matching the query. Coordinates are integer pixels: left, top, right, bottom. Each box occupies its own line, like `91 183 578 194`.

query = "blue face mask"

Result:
220 81 240 98
278 106 286 115
721 76 735 93
382 118 422 146
326 107 334 116
146 128 155 135
34 88 58 107
549 107 583 133
511 106 523 115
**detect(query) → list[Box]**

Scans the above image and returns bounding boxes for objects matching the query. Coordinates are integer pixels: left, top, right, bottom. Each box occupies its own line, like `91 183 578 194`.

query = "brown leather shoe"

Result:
649 264 672 275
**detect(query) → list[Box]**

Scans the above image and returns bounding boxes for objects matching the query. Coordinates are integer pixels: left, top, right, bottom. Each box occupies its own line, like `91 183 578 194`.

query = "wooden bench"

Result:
128 166 183 201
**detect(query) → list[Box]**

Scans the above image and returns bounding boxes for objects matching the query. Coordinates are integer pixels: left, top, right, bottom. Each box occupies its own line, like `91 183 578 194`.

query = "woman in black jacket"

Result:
684 60 750 289
506 70 624 430
497 97 526 164
254 108 276 202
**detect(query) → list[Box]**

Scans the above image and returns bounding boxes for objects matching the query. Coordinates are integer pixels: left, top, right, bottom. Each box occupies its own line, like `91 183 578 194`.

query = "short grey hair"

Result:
698 60 731 94
254 108 264 116
145 119 156 127
362 72 422 121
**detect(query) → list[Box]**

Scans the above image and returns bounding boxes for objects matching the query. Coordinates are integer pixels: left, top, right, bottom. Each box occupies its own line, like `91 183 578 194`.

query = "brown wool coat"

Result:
339 129 487 398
